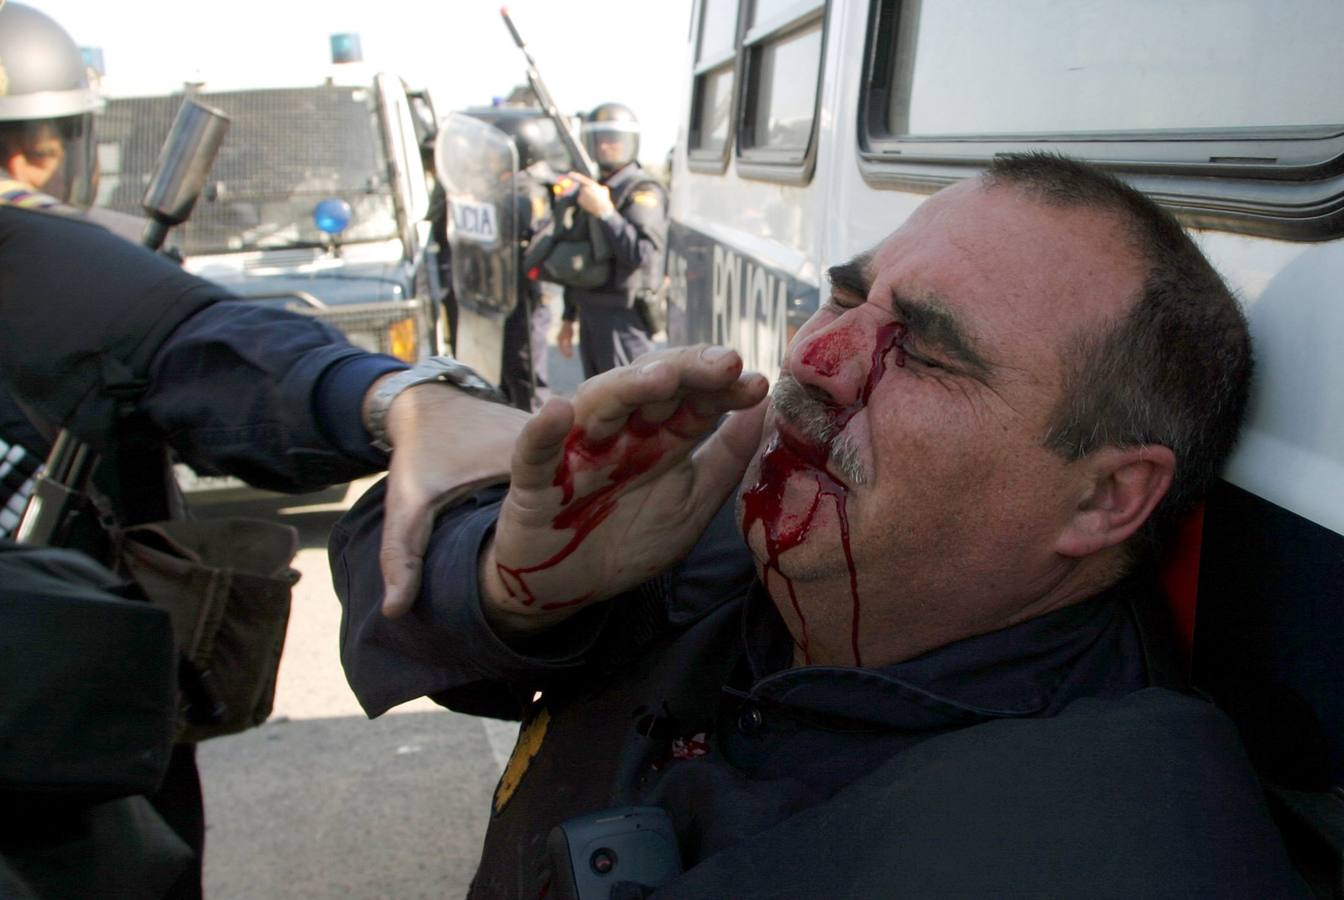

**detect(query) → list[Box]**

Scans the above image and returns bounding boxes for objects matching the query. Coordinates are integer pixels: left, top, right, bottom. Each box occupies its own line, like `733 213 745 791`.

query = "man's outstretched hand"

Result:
480 345 768 636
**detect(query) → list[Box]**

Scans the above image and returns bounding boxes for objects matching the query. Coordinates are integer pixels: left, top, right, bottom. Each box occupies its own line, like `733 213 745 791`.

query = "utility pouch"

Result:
117 517 300 743
542 240 611 289
534 195 614 289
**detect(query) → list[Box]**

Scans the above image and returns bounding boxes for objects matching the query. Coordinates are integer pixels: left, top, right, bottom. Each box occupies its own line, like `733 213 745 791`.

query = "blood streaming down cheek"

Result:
742 321 908 666
497 404 702 611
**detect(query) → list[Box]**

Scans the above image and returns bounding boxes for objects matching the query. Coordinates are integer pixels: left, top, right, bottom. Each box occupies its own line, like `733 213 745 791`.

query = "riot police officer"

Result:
0 5 526 895
557 102 668 378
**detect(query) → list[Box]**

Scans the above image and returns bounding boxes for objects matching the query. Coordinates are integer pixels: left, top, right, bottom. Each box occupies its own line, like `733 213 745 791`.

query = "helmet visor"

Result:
52 115 97 207
581 121 639 172
11 115 97 207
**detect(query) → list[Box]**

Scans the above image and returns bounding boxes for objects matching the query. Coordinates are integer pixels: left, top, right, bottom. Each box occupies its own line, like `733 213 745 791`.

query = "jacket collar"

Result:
735 579 1149 731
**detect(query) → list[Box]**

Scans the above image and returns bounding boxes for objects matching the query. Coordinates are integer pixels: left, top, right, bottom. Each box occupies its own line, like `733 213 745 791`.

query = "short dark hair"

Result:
0 121 33 159
984 153 1252 553
0 118 63 160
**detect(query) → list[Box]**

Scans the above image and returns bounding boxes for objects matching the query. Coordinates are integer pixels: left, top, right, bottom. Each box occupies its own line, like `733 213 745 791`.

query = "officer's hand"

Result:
568 172 616 218
378 384 530 618
557 320 576 358
478 345 769 636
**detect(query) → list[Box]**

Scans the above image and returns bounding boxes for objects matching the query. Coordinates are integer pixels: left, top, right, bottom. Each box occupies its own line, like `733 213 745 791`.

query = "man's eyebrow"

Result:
826 254 871 298
889 292 992 378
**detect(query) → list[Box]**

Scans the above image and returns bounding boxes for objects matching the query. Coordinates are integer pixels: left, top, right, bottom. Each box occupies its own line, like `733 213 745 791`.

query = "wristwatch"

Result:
365 356 506 452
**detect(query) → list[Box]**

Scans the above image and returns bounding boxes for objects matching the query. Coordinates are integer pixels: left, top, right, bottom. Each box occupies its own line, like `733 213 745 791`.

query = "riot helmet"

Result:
0 3 102 206
581 102 639 175
511 116 550 171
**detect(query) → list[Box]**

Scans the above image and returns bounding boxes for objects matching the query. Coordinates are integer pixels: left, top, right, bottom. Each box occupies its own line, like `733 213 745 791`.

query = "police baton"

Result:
499 6 597 178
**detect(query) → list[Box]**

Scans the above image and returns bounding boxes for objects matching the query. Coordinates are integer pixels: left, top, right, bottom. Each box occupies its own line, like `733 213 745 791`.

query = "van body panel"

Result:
1193 230 1344 536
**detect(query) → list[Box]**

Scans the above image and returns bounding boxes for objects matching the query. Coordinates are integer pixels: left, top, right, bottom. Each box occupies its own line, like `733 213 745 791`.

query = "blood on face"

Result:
741 321 907 666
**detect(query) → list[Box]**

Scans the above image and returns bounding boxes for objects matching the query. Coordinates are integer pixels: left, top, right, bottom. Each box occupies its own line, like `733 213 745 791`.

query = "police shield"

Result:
434 113 519 385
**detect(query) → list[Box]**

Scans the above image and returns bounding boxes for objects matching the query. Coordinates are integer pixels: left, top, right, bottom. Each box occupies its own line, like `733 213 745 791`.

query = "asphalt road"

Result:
195 486 517 899
194 338 590 899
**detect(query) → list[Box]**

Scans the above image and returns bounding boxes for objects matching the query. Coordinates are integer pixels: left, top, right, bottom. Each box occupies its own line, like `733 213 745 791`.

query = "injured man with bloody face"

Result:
331 154 1307 899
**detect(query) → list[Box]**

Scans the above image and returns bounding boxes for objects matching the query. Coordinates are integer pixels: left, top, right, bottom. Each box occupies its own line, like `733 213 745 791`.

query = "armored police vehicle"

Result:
667 0 1344 887
97 72 438 500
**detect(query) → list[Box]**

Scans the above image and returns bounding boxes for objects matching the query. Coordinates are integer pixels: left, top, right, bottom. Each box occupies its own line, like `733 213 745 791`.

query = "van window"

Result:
737 0 827 182
888 1 1344 135
689 0 741 171
860 0 1344 239
693 67 735 156
700 0 740 58
747 21 822 151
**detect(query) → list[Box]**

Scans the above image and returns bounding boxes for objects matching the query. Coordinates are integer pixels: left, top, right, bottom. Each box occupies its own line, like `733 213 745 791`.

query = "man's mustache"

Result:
770 375 868 485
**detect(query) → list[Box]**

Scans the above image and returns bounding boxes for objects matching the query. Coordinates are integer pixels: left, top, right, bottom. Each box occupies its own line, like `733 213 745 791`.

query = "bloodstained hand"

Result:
498 401 710 611
480 346 769 636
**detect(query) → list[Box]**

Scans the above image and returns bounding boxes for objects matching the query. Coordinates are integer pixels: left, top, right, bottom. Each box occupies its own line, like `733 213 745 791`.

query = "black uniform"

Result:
0 197 402 897
563 162 667 378
332 486 1305 898
500 171 554 411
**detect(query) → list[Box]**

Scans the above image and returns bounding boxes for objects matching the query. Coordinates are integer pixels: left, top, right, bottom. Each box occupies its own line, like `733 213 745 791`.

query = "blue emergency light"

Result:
80 46 106 77
330 33 363 65
313 198 352 235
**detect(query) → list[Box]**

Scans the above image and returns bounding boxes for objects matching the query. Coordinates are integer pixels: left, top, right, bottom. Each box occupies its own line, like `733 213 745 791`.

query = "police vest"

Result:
526 175 665 292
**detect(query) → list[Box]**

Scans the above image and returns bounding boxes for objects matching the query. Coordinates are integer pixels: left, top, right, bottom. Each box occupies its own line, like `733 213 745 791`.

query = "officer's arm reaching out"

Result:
130 298 528 620
477 345 768 638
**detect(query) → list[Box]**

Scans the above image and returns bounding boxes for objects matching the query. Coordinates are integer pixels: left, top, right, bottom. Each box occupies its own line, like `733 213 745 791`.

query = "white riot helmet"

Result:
0 3 103 206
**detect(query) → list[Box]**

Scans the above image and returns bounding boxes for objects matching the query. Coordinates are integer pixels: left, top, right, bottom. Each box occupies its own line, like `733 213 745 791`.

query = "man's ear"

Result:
1054 444 1176 559
3 148 42 188
1 150 24 182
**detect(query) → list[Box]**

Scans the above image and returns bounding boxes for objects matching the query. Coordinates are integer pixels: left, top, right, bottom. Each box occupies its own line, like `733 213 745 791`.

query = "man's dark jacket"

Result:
332 484 1305 898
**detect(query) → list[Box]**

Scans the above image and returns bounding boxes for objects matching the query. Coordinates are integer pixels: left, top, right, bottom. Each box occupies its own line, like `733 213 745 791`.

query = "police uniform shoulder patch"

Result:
631 189 661 209
493 705 551 815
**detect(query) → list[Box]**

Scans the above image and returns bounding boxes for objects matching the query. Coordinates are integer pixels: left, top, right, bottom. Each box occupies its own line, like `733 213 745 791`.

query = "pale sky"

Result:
33 0 696 161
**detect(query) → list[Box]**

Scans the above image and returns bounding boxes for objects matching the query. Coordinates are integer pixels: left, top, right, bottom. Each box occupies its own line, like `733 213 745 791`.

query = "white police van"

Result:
667 0 1344 887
